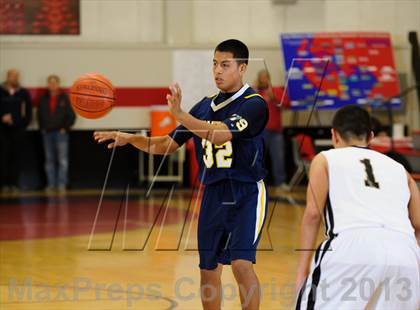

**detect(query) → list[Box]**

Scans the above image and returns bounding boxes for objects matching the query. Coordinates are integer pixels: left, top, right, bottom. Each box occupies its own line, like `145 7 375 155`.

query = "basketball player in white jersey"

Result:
295 105 420 309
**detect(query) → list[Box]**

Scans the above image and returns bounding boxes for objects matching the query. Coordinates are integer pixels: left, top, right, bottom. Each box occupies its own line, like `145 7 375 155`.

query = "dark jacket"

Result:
0 83 32 130
37 91 76 131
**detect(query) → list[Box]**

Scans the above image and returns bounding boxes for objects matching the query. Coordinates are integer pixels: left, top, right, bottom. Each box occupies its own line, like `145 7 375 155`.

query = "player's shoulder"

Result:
191 95 213 110
239 88 267 111
206 92 218 100
195 94 216 108
311 152 328 168
242 87 265 102
186 98 206 117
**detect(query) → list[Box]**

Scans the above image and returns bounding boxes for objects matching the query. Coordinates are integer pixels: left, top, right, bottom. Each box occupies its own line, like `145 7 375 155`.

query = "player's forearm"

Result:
176 111 232 145
128 134 176 155
297 210 321 278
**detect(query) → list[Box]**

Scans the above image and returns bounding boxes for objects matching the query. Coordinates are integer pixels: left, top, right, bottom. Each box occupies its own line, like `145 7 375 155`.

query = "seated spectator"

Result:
0 69 32 193
37 75 75 193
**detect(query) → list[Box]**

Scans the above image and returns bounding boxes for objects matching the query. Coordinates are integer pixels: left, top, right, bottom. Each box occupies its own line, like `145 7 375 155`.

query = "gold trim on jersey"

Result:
244 93 263 100
254 180 266 244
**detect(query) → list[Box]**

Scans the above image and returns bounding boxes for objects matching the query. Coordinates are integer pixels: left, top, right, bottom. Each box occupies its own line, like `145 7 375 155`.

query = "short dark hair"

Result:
215 39 249 65
332 105 372 142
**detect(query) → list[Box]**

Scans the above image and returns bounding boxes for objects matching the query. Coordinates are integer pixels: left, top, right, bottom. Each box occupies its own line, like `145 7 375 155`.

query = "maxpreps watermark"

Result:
7 276 414 307
8 277 162 307
7 276 296 307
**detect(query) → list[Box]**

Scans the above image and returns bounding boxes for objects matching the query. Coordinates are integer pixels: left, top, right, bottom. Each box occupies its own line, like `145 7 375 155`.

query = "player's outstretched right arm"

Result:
407 172 420 246
93 131 180 155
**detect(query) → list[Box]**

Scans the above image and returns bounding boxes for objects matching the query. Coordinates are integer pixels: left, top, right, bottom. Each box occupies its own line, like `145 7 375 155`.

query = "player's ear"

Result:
331 128 338 145
367 131 374 144
239 63 247 74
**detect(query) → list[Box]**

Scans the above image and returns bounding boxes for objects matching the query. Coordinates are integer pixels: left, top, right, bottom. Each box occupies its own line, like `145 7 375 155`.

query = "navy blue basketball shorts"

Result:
197 179 268 270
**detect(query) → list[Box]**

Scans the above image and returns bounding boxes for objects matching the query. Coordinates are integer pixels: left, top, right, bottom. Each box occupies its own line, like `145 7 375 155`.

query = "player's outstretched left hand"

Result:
93 131 132 149
167 82 183 118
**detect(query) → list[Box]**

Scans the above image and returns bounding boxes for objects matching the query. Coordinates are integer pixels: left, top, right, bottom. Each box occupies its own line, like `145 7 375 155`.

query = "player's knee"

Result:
231 259 253 277
200 268 221 284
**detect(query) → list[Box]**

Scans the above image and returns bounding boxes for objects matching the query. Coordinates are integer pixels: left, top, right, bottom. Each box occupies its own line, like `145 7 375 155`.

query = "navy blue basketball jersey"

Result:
169 84 268 185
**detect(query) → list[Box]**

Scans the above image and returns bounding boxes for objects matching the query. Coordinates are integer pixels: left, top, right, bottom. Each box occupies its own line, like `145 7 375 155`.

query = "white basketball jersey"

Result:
321 147 414 237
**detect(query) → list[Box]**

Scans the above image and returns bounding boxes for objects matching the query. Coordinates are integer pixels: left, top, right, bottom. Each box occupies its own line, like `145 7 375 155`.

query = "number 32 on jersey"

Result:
201 140 233 168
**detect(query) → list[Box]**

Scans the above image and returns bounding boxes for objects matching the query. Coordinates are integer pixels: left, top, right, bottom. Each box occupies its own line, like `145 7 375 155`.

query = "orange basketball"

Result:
69 73 115 119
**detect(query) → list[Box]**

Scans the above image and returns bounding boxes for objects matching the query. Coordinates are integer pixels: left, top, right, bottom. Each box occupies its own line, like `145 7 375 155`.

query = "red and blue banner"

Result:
280 32 401 110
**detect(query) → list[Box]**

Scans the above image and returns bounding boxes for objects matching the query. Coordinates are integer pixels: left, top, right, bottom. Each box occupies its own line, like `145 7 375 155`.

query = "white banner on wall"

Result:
172 49 218 112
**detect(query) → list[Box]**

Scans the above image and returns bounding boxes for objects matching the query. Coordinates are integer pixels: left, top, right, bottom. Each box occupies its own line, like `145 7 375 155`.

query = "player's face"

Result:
213 51 246 92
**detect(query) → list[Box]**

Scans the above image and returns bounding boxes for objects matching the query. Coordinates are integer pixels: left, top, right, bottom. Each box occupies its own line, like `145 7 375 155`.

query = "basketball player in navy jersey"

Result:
295 106 420 309
94 39 268 310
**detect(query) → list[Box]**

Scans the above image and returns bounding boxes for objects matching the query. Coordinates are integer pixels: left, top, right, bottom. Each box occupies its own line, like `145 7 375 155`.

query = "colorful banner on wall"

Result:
280 32 401 110
0 0 79 34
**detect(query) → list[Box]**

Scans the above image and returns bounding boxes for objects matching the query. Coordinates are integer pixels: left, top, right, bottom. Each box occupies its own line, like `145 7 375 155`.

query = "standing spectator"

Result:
254 69 289 190
0 69 32 192
37 75 75 193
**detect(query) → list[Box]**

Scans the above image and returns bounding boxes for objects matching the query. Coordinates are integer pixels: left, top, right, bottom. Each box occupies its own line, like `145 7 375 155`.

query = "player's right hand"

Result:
167 82 183 118
93 131 131 149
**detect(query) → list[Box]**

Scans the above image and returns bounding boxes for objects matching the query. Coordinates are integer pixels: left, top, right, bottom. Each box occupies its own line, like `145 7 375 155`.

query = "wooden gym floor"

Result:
0 186 317 310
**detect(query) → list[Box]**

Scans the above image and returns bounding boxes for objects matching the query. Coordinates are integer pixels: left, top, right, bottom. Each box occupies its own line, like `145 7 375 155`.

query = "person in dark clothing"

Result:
37 75 75 193
0 69 32 192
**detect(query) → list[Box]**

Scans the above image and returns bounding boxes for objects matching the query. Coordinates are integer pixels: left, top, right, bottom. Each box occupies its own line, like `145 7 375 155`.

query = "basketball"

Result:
69 73 115 119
